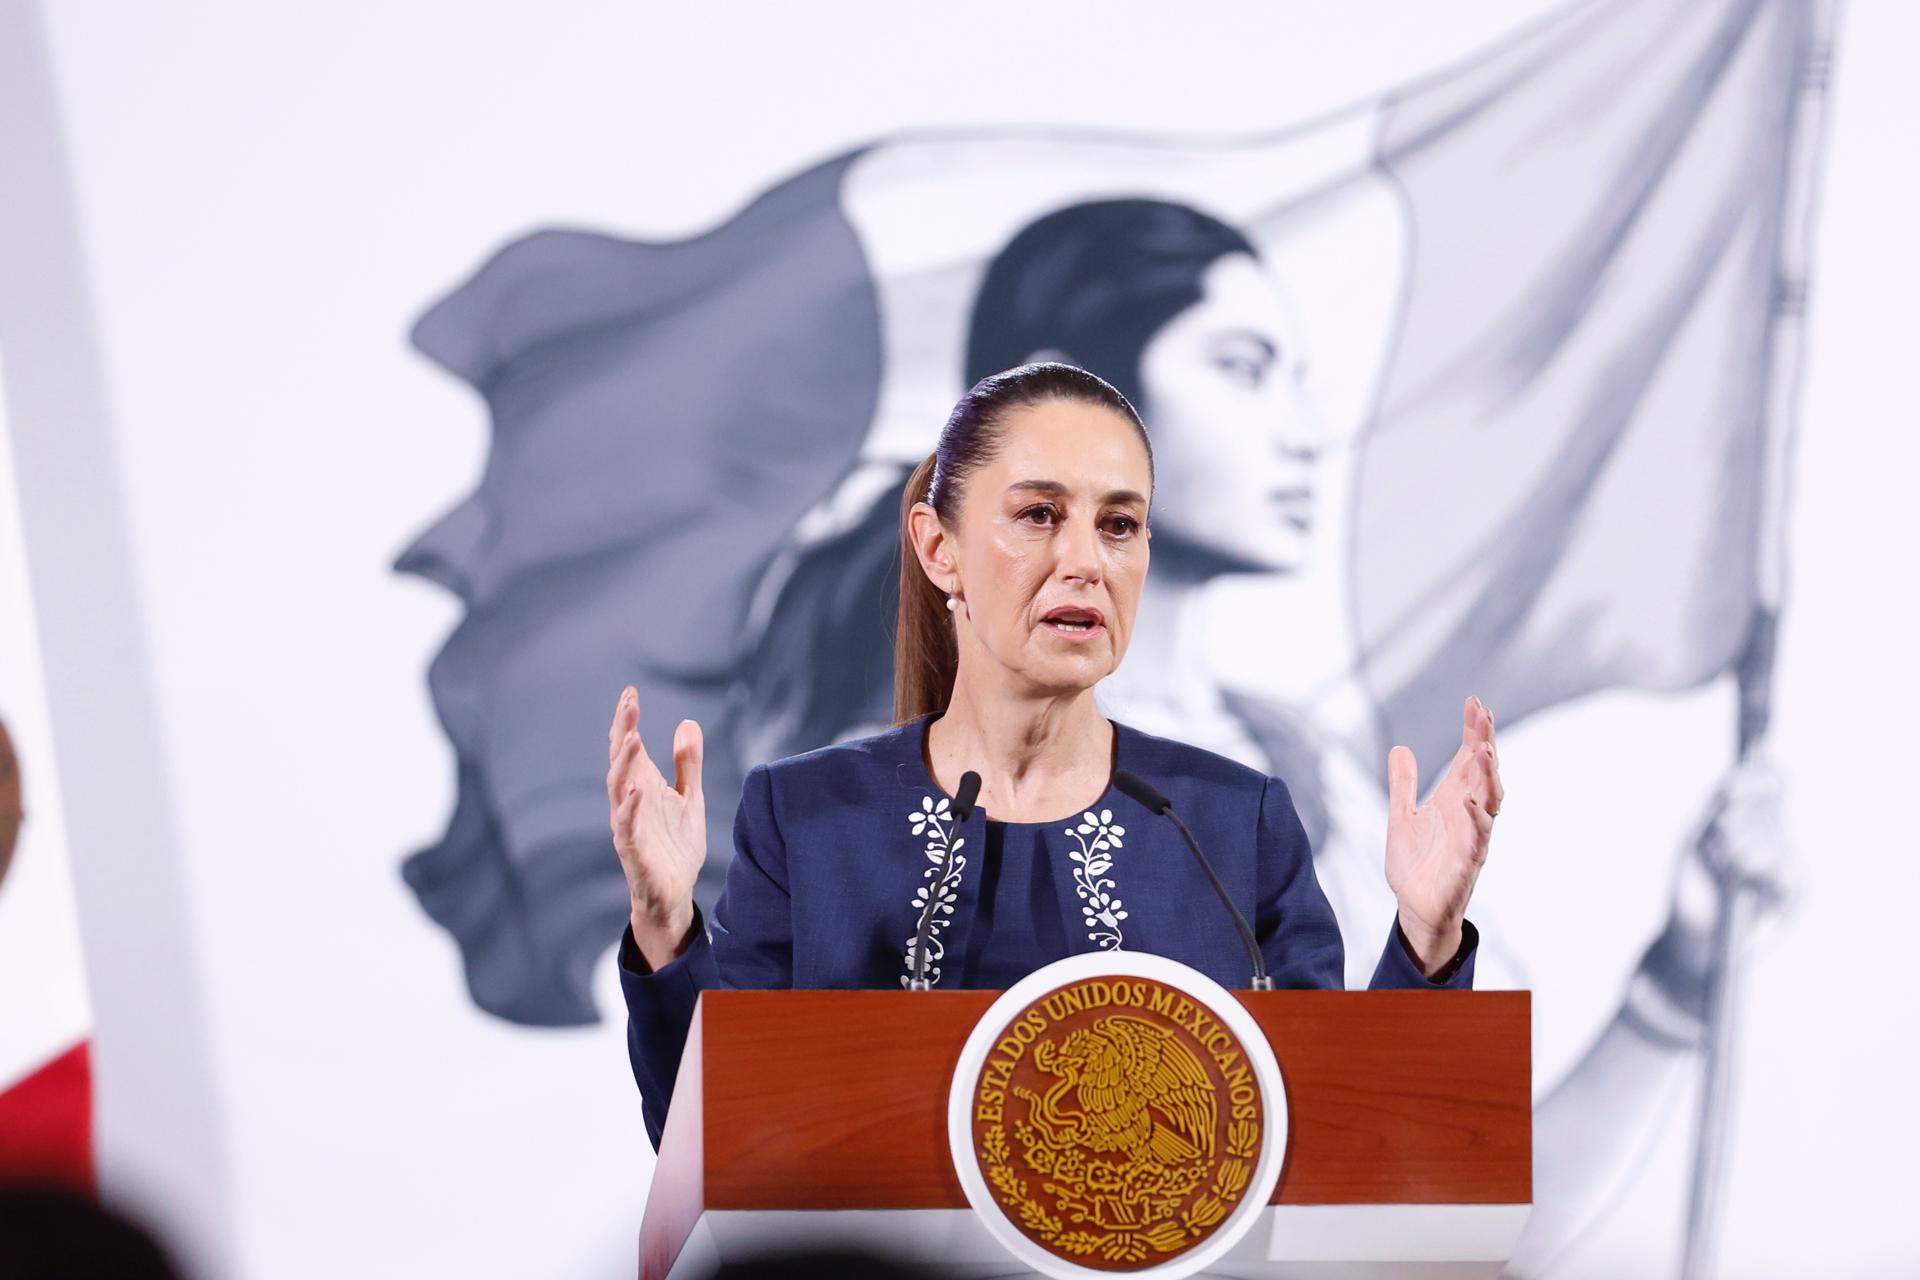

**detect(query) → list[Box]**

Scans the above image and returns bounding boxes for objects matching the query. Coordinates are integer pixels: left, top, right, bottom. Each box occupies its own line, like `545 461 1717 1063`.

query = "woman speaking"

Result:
607 362 1503 1143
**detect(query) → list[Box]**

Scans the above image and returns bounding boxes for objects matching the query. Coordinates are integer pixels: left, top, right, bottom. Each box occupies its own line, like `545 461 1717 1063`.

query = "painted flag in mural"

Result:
400 0 1814 1025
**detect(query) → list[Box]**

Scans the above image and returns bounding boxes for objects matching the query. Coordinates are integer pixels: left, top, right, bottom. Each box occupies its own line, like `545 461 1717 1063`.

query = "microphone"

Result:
907 770 981 991
1113 770 1272 990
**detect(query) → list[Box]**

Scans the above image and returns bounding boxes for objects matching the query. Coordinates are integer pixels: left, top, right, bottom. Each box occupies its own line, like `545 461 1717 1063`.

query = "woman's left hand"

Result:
1384 695 1503 976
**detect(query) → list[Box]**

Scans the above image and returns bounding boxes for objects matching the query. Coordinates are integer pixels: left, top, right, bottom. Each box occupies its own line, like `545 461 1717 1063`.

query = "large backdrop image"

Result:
3 0 1914 1277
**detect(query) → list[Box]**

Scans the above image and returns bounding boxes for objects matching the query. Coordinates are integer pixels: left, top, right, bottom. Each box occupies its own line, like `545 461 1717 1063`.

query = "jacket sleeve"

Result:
1253 773 1477 991
618 761 795 1146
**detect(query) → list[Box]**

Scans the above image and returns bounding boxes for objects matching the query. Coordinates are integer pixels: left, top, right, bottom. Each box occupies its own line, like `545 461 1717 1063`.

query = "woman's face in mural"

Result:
1137 251 1322 572
920 399 1153 700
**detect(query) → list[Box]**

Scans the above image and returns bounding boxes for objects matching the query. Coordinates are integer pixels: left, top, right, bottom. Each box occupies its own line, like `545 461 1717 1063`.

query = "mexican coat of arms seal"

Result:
949 952 1287 1278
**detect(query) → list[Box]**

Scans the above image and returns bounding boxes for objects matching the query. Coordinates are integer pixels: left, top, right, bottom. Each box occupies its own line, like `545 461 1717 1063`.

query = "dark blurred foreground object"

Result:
0 1185 183 1279
0 717 22 891
715 1250 928 1278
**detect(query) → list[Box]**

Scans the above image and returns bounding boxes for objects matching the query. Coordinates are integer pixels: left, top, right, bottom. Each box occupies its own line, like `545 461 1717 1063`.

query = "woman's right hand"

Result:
606 686 707 968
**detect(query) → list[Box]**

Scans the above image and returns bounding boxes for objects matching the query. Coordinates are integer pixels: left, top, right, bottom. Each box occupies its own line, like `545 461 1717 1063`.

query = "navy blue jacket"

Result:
619 716 1476 1145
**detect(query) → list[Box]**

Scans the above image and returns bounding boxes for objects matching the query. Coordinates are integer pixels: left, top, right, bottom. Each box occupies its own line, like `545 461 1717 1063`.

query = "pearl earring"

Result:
946 594 960 614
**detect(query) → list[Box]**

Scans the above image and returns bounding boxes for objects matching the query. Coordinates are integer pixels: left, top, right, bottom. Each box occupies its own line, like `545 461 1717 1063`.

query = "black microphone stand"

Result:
1115 770 1272 990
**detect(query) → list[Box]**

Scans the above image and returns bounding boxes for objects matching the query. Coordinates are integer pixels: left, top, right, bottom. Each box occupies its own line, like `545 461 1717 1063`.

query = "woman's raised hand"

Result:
1384 695 1503 977
606 686 707 968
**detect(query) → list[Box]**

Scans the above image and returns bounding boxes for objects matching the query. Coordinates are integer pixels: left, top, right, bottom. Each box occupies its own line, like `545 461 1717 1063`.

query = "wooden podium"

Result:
640 989 1530 1278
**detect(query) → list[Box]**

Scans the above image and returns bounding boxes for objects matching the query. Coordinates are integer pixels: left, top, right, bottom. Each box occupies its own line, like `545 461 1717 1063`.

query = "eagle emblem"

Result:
969 976 1266 1270
1024 1016 1217 1167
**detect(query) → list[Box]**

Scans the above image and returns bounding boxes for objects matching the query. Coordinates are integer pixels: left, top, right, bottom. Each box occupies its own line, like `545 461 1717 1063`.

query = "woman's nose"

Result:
1057 517 1104 584
1275 384 1327 461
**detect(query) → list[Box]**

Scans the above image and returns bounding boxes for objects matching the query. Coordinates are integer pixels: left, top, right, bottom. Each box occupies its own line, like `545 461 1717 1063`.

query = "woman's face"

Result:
1136 251 1322 572
924 400 1153 699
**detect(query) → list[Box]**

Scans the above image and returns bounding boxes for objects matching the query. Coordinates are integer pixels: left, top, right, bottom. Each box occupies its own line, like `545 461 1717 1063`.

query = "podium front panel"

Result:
694 989 1527 1208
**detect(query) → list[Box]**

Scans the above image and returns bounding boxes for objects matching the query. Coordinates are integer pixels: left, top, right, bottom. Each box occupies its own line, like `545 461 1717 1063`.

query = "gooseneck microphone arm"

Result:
1113 770 1272 990
907 770 981 991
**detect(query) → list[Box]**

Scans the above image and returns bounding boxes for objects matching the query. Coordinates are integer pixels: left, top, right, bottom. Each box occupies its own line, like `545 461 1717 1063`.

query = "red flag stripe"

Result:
0 1039 93 1194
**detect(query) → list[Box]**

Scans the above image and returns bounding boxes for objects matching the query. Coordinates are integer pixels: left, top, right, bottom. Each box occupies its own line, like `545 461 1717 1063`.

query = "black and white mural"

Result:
397 0 1829 1273
24 0 1913 1275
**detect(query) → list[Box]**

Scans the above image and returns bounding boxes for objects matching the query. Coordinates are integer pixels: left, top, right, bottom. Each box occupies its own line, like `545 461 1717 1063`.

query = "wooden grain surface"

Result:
690 988 1529 1210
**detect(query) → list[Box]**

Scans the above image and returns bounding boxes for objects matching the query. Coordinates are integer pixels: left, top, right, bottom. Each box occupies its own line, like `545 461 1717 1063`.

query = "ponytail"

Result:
893 452 955 723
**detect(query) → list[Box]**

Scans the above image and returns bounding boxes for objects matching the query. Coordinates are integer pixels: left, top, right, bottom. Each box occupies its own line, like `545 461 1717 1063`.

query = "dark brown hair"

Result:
893 362 1150 723
966 198 1258 411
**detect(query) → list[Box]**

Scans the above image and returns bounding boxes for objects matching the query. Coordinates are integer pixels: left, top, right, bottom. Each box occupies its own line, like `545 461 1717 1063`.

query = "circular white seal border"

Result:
946 952 1289 1280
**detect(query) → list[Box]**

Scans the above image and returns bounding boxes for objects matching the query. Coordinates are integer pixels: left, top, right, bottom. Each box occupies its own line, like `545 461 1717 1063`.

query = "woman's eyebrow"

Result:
1007 479 1147 506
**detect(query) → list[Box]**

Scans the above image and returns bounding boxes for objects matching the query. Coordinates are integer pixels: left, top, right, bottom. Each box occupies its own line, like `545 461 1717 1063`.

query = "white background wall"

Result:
7 2 1917 1276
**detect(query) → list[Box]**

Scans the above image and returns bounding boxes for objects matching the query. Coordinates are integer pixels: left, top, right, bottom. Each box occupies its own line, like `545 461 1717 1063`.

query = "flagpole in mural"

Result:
1681 3 1839 1275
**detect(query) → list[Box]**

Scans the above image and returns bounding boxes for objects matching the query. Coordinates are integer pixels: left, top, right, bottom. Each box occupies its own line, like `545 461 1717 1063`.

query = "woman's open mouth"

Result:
1041 606 1106 640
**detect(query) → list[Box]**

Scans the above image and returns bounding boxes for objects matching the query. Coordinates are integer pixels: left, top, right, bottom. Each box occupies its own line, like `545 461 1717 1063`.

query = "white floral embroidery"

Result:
900 794 967 986
1065 808 1128 950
